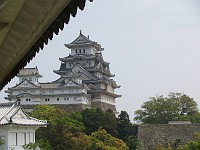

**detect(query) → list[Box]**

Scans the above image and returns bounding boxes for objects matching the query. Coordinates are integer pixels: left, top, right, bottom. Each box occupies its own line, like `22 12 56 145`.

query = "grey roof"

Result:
11 78 39 89
0 101 47 126
65 32 104 51
17 67 42 77
39 82 62 88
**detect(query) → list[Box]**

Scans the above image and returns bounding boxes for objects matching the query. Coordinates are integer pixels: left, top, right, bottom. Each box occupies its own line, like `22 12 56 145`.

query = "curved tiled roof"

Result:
0 101 47 126
0 0 93 90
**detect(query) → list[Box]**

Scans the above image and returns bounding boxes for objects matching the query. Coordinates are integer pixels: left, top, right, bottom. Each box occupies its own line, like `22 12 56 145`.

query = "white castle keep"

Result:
5 32 121 112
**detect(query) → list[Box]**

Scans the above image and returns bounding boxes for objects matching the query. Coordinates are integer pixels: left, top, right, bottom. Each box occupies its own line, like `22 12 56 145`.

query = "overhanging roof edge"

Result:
0 0 93 90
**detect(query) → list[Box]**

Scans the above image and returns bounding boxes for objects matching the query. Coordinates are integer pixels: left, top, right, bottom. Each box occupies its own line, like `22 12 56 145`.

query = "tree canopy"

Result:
30 105 132 150
134 93 199 124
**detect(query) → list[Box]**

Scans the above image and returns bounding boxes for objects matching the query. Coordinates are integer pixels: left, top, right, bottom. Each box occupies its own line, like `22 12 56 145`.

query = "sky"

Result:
1 0 200 121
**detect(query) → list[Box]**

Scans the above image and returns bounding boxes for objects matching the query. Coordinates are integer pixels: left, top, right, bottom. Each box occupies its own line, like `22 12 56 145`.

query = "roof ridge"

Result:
0 102 16 122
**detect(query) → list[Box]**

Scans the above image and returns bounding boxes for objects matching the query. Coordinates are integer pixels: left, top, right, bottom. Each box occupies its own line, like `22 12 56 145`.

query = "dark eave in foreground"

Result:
0 0 93 90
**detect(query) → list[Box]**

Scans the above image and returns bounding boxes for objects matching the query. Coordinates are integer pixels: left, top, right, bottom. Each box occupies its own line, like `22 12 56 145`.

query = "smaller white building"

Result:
0 100 47 150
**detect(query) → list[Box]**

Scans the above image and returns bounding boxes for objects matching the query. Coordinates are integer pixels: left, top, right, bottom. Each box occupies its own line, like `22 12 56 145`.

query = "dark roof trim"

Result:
0 0 93 90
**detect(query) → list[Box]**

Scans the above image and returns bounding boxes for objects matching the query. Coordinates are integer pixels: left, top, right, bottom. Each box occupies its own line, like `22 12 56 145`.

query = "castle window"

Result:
79 49 81 53
48 98 50 101
26 99 29 101
67 97 69 100
76 50 77 53
57 98 59 101
74 97 76 100
9 132 17 146
83 49 85 53
64 98 66 100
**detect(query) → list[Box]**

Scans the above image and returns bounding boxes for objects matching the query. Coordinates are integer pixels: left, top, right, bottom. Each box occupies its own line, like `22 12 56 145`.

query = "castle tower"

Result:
54 32 121 112
6 32 121 112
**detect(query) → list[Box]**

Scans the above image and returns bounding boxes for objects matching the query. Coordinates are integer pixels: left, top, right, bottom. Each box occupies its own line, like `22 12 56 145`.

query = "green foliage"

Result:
22 142 39 150
89 129 129 150
30 105 136 150
0 136 5 147
117 111 138 150
125 136 138 150
81 108 118 137
154 138 181 150
177 132 200 150
30 105 85 150
134 93 198 124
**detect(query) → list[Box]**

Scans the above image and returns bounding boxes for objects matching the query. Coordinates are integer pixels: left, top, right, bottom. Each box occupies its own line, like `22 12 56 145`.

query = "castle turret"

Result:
54 32 121 112
17 67 42 85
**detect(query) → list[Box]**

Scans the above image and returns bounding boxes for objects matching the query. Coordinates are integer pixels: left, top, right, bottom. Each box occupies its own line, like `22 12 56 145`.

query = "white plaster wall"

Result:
101 83 106 90
91 47 98 54
0 125 37 150
41 95 89 105
107 84 114 93
92 95 115 105
19 97 41 105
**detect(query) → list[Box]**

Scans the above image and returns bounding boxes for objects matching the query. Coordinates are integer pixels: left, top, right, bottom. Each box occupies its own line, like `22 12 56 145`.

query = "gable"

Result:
72 64 96 80
14 80 38 88
11 109 28 120
66 71 78 78
64 80 81 87
71 33 92 45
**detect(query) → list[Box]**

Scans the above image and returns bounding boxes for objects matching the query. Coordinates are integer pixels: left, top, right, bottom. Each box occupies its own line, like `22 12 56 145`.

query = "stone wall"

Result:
137 124 200 150
53 104 91 113
22 102 116 113
91 101 116 112
21 104 91 113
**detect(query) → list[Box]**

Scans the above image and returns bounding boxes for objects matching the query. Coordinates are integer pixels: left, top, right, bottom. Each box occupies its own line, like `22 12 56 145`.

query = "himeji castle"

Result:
5 32 121 113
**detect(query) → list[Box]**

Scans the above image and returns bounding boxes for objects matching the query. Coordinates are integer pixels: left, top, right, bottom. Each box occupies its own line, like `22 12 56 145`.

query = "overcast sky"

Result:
1 0 200 121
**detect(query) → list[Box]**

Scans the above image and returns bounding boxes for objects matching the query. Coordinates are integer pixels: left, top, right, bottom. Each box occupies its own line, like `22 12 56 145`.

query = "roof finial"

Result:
80 30 82 35
88 35 89 39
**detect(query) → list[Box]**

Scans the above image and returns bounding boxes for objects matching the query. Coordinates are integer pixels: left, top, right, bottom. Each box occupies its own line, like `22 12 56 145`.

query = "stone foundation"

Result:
21 104 91 113
91 101 116 112
52 104 91 113
21 102 116 113
137 124 200 150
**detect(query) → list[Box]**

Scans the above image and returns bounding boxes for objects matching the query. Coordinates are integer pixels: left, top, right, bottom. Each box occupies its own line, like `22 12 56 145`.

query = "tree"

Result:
117 111 138 150
134 93 198 124
89 129 129 150
81 108 118 136
30 105 85 150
